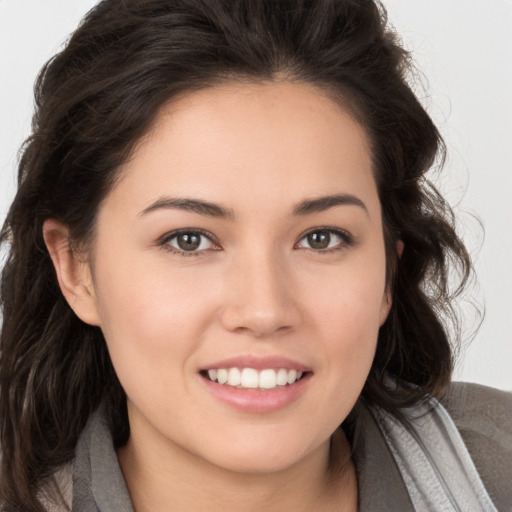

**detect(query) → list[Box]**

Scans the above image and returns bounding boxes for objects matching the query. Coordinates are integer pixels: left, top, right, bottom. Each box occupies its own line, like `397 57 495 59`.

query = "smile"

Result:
203 368 304 390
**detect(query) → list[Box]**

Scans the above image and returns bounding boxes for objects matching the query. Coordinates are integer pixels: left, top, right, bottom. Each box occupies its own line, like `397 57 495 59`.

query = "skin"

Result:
45 80 391 511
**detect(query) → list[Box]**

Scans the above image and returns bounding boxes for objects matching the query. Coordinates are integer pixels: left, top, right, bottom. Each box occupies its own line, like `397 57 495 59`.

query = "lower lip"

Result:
201 374 311 413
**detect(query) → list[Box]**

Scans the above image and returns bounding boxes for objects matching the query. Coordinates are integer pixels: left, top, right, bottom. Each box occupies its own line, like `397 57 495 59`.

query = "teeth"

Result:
217 368 228 384
228 368 241 386
205 367 304 390
259 369 277 389
287 369 297 385
241 368 259 388
276 368 288 386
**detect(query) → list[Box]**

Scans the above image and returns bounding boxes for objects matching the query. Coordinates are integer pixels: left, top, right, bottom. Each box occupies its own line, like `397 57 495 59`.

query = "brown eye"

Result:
306 231 331 250
165 230 216 253
176 233 201 251
296 228 351 251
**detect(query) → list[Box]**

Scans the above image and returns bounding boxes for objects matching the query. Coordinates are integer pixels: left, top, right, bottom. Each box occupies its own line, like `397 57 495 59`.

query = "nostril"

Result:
221 306 299 338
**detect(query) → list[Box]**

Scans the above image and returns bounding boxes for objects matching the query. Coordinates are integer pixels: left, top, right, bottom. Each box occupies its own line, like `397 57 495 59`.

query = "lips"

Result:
199 356 312 413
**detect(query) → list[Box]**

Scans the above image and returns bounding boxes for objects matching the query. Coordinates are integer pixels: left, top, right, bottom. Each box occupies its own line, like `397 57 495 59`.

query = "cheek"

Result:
293 274 384 444
91 252 220 384
300 251 386 386
308 261 387 337
319 288 381 376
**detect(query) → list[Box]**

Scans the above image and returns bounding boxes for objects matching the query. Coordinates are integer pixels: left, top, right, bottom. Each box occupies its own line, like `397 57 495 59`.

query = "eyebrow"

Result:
139 193 368 219
292 194 369 217
139 197 235 219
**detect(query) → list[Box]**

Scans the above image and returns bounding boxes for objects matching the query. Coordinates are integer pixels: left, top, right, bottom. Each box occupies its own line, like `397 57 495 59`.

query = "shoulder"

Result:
440 381 512 439
440 381 512 510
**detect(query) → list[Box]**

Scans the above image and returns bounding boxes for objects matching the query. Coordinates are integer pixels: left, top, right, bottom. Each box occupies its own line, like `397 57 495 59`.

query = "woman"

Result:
0 0 510 510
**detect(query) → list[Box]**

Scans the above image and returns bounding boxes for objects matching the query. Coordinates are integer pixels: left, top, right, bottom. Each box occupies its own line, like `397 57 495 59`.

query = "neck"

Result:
117 426 357 512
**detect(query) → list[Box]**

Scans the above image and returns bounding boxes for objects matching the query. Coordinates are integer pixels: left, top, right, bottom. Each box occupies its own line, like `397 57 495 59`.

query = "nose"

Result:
220 251 302 338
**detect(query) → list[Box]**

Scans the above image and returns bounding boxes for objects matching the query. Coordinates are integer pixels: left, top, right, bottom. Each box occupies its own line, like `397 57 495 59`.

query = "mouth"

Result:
199 358 312 413
200 367 307 391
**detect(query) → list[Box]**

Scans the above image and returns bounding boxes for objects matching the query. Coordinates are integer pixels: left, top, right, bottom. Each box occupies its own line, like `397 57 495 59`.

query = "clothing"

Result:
48 382 512 511
354 383 511 511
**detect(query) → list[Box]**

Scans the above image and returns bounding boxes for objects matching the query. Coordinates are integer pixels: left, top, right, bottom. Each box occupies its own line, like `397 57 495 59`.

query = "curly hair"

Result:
0 0 471 509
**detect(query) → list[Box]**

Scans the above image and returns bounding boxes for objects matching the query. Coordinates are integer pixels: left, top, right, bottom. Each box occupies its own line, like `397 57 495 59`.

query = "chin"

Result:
197 434 323 475
210 452 305 475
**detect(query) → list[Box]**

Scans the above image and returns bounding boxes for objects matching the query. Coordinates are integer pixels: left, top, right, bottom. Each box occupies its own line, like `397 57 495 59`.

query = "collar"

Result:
71 402 414 511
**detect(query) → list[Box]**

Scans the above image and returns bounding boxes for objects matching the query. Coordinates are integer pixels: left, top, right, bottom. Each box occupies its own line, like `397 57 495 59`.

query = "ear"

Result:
43 219 101 326
396 239 404 258
379 291 392 326
379 239 404 325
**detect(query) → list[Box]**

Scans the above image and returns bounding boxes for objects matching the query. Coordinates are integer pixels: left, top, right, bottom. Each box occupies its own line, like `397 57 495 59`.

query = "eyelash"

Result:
295 227 354 253
159 228 220 257
158 227 354 257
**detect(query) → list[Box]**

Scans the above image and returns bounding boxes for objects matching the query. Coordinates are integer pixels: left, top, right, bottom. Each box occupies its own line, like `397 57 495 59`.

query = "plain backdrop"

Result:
0 0 511 390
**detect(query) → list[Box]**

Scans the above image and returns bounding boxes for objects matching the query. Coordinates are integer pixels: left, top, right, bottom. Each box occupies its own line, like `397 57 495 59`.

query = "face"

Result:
83 81 390 474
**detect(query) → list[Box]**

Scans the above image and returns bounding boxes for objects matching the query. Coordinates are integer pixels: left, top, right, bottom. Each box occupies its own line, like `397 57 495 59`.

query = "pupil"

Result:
177 233 201 251
308 231 330 249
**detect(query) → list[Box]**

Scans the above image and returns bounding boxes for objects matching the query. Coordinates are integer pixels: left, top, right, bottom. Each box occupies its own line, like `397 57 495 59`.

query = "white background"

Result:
0 1 511 390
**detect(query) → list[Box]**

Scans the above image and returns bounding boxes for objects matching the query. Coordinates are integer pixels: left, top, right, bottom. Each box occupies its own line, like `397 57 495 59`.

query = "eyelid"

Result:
295 226 354 251
157 226 353 256
158 228 221 256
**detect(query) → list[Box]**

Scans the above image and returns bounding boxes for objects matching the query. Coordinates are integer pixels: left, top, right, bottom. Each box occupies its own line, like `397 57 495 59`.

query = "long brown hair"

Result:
0 0 471 509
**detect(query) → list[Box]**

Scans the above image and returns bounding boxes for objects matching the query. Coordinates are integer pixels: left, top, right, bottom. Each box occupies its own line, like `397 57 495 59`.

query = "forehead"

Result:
110 80 377 217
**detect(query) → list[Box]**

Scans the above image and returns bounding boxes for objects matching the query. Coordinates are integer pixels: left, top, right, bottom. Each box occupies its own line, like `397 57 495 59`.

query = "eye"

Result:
162 229 218 255
296 228 352 251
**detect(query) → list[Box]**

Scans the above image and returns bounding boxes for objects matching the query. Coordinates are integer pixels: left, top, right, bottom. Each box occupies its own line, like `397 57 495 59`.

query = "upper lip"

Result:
200 355 312 372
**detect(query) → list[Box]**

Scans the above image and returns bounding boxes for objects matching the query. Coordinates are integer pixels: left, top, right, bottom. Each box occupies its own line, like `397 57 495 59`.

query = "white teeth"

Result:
287 369 297 385
241 368 259 388
227 368 241 386
259 369 277 389
276 368 288 386
217 368 228 384
205 367 304 390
